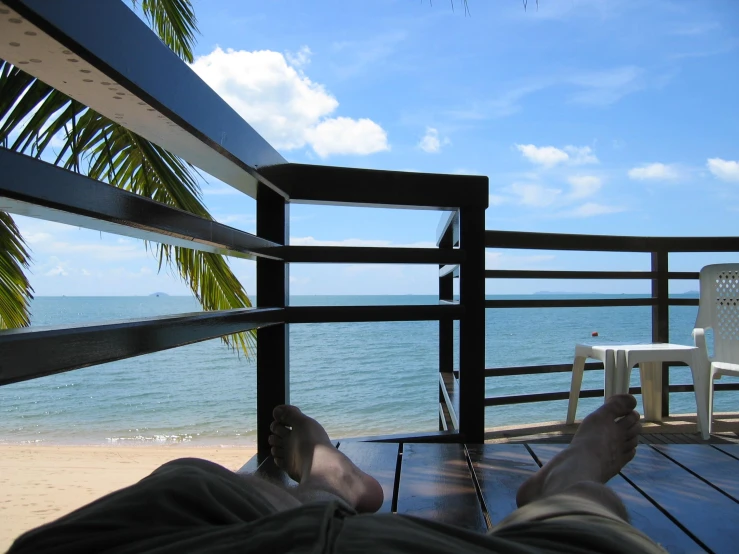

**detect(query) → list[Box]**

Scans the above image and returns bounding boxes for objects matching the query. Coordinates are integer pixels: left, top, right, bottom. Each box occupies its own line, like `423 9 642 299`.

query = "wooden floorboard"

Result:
713 444 739 458
529 444 703 554
338 442 399 513
652 444 739 502
467 444 539 526
396 443 487 532
620 445 739 553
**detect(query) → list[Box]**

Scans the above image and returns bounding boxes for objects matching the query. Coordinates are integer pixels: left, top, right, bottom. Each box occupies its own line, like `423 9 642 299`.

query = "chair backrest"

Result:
695 263 739 362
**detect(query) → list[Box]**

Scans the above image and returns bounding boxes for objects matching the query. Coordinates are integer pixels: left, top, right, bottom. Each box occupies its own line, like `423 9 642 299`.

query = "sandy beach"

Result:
0 444 257 552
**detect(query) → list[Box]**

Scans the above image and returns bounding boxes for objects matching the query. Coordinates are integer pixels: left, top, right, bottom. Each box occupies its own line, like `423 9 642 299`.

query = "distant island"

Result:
149 292 169 297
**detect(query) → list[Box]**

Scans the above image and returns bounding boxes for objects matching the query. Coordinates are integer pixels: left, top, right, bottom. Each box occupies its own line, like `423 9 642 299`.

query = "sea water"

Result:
1 295 736 445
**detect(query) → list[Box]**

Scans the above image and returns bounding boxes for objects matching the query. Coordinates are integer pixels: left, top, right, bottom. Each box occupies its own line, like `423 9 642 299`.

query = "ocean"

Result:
1 295 736 446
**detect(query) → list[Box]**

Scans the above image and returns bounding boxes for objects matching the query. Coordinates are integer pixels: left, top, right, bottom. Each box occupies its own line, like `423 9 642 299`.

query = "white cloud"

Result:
560 202 626 218
305 117 389 158
418 127 450 154
707 158 739 182
567 175 602 198
563 145 599 165
191 47 388 157
516 144 598 167
627 163 681 181
286 46 312 67
516 144 569 167
508 183 561 207
489 194 508 206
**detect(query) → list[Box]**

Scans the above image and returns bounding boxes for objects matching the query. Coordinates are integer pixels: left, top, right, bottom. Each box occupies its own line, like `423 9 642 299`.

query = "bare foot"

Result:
516 394 642 507
268 405 384 513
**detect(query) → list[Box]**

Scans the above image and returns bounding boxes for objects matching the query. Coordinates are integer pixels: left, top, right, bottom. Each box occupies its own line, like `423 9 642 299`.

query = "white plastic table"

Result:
566 343 706 428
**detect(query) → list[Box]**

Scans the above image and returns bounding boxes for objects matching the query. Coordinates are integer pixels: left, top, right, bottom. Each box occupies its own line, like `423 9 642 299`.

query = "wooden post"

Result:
438 217 456 430
458 207 486 443
651 250 670 418
256 184 289 460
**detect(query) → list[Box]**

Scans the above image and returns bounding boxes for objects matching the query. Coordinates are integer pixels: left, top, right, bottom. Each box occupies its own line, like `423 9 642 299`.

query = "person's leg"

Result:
514 394 640 518
268 404 384 512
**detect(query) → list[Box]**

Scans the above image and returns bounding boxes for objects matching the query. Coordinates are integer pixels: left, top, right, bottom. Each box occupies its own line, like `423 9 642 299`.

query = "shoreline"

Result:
0 444 257 552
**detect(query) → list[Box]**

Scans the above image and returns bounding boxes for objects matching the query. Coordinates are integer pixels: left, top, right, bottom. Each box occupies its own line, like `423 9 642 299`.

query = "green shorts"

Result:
9 458 666 553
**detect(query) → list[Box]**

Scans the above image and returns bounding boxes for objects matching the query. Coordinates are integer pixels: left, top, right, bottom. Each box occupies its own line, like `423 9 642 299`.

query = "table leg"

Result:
567 355 587 424
639 361 662 422
603 350 618 399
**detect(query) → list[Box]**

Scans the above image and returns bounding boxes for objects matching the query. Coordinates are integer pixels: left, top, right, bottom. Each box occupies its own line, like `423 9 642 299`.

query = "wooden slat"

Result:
440 373 459 430
0 308 282 386
285 304 463 324
713 444 739 459
486 298 655 308
337 442 399 513
620 445 739 552
653 445 739 501
467 444 539 525
530 445 702 553
486 230 739 253
275 245 464 265
396 443 486 531
0 150 279 260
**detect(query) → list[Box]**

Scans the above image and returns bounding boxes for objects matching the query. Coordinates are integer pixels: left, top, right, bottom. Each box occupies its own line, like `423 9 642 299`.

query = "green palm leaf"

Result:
0 0 255 355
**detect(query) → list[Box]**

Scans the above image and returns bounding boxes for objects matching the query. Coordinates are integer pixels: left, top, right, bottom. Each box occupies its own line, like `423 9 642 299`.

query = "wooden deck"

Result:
245 441 739 553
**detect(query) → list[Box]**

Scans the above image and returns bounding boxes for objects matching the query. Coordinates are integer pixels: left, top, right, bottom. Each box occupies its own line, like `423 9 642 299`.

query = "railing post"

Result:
651 250 670 418
438 213 457 430
458 207 486 443
256 184 289 460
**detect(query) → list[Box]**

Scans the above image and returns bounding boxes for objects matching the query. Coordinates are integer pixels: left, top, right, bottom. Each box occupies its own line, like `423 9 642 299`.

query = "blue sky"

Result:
13 0 739 297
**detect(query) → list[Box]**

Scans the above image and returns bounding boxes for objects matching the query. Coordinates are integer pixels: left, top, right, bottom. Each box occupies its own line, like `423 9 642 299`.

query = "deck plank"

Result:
653 445 739 502
338 442 399 513
529 444 703 553
468 444 539 525
396 443 486 532
713 444 739 458
620 445 739 553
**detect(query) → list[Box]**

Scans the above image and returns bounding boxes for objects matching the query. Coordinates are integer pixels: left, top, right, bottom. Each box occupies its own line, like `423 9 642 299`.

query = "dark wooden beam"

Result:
275 246 464 265
256 184 290 459
260 164 489 210
1 0 286 198
652 251 670 417
0 150 280 259
485 298 656 308
0 308 283 386
284 304 463 324
458 206 486 443
486 230 739 253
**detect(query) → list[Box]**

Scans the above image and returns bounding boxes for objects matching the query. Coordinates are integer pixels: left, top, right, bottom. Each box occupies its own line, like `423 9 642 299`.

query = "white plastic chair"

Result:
692 264 739 437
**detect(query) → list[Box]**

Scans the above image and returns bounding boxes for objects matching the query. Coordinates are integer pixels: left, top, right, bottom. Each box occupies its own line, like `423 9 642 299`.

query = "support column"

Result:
256 184 289 460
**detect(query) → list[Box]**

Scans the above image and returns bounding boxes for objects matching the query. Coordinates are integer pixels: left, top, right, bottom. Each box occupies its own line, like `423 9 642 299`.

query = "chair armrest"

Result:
693 328 711 365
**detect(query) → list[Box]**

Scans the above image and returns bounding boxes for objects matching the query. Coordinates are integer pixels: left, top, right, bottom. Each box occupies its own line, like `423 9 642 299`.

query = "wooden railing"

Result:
0 0 488 459
3 0 739 455
481 231 739 418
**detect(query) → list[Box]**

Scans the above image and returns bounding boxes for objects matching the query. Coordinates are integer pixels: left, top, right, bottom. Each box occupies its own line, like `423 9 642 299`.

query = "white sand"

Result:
0 445 257 552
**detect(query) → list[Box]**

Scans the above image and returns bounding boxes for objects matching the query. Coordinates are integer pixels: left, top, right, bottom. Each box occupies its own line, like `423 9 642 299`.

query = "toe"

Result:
268 434 283 446
624 448 637 463
617 410 641 429
602 394 637 418
623 436 639 453
277 405 304 426
271 446 285 458
270 421 290 438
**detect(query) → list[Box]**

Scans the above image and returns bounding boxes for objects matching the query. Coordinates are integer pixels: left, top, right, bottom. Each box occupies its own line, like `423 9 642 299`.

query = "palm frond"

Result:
131 0 199 62
0 213 34 329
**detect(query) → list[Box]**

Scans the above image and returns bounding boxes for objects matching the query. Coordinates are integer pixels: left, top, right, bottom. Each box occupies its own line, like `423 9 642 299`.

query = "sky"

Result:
11 0 739 297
